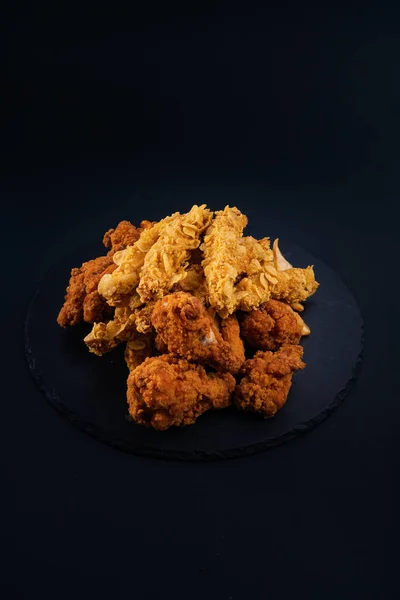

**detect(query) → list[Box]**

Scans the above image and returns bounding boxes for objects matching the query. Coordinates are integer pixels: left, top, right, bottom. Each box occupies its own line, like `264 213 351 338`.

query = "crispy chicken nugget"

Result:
127 354 235 430
235 345 305 417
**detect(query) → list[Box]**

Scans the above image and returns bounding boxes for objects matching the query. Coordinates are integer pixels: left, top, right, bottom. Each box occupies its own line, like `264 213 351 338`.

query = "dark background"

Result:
3 3 398 599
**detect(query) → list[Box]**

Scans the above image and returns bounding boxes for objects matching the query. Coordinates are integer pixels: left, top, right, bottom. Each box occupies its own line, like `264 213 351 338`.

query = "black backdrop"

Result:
3 3 398 599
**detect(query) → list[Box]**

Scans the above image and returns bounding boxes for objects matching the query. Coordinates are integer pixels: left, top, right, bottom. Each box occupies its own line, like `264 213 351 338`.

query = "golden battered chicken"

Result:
57 220 143 327
201 206 248 315
235 345 305 417
137 204 212 302
103 220 143 253
240 299 304 351
84 306 137 355
201 206 277 316
57 256 115 327
98 213 179 306
151 292 244 374
271 266 319 304
127 354 235 430
202 207 318 316
231 236 276 313
173 263 208 303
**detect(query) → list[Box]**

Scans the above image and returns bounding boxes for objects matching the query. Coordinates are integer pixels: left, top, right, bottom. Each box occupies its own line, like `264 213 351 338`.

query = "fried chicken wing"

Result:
151 292 244 373
57 255 115 327
235 345 305 417
240 299 304 351
127 354 235 430
102 220 143 253
137 204 212 302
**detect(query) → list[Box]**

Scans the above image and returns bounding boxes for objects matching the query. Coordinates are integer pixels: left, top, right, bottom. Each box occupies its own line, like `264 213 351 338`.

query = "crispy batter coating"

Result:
201 206 248 315
57 220 143 327
57 255 115 327
201 207 280 316
173 263 208 302
127 354 235 430
235 345 305 417
103 220 142 253
220 314 246 371
240 299 303 351
98 215 177 306
151 292 244 374
82 262 116 323
124 333 153 371
57 206 319 430
271 266 319 304
232 236 276 313
137 204 212 302
84 307 136 355
202 206 318 316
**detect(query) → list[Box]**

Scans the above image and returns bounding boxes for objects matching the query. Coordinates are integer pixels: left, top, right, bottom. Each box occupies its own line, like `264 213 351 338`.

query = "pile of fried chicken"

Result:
57 205 319 430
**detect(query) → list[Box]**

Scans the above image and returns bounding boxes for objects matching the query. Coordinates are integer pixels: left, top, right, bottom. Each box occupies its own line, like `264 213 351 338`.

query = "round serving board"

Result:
25 239 363 460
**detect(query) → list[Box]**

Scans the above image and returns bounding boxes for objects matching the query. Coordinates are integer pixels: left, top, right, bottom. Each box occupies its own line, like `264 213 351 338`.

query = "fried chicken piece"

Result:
98 214 179 306
57 255 115 327
231 236 276 313
124 333 153 371
151 292 244 374
57 220 144 327
84 306 136 355
127 354 235 430
271 266 319 304
137 204 213 303
201 207 279 317
82 261 116 323
240 299 304 351
202 208 318 316
57 268 86 327
235 345 305 417
103 220 143 253
271 238 319 305
220 314 246 370
201 206 248 315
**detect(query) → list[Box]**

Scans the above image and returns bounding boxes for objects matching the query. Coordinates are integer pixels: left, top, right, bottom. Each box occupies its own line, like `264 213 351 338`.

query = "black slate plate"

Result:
25 239 363 460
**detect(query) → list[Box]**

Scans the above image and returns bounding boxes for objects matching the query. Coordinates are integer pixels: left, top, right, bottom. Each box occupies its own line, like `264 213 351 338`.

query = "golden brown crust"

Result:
235 345 305 417
58 221 144 327
84 307 137 355
57 256 115 327
271 266 319 304
137 205 212 302
127 354 235 430
240 299 303 351
220 314 246 370
151 292 244 374
102 220 142 253
57 206 319 430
